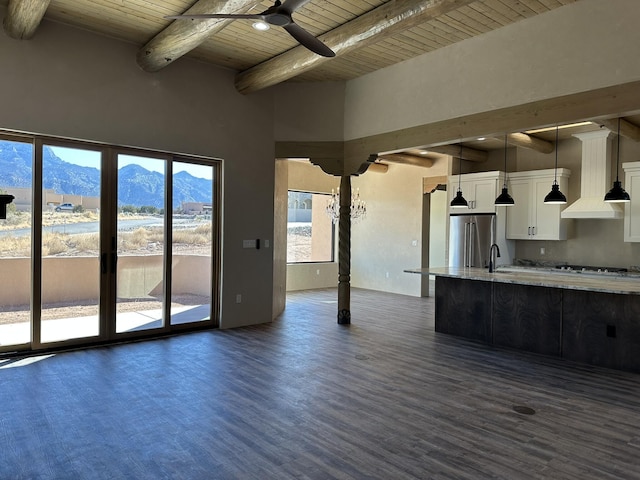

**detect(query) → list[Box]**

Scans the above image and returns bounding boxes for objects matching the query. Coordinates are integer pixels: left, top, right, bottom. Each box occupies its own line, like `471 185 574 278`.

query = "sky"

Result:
50 146 214 180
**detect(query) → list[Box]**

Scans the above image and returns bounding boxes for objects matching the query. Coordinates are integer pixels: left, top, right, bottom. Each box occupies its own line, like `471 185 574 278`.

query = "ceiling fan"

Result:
166 0 336 58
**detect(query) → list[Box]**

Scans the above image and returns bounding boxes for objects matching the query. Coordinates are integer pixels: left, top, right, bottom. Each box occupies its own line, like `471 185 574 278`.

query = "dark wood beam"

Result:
3 0 51 40
137 0 259 73
235 0 476 94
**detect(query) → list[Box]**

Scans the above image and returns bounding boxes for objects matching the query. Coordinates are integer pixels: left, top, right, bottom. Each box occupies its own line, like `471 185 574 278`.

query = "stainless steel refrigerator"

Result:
448 213 496 268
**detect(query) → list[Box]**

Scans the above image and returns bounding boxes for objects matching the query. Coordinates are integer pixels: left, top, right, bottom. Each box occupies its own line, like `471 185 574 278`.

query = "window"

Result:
287 191 334 263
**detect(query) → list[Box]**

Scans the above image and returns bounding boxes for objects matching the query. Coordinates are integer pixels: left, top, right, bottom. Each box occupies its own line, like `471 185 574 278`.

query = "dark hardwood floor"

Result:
1 288 640 479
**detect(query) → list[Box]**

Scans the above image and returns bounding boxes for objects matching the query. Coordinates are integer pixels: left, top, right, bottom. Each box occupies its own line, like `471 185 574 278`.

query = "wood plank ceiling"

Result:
0 0 580 88
10 0 637 159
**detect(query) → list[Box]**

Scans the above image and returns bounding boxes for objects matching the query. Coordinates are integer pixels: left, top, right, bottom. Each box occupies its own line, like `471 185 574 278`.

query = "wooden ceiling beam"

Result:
594 117 640 142
503 132 554 154
3 0 51 40
235 0 477 94
136 0 259 73
424 145 487 162
377 154 433 168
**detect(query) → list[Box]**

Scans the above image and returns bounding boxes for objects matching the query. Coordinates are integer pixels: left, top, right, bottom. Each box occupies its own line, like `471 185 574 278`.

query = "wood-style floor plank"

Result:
1 287 639 479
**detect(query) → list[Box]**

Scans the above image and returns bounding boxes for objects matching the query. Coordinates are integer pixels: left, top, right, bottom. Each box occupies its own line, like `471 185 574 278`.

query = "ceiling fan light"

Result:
544 183 567 204
604 180 631 203
495 187 515 206
450 190 469 208
252 20 270 31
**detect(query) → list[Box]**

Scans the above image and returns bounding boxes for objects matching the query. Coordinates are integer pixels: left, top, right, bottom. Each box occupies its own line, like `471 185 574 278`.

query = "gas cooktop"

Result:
555 265 628 274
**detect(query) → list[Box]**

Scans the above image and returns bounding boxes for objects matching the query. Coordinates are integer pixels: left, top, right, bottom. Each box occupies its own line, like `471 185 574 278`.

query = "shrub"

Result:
120 205 137 214
43 234 67 256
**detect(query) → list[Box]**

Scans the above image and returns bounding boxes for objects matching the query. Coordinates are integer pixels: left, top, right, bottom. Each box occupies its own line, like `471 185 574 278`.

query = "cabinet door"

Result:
532 178 562 239
435 276 492 342
492 283 562 356
470 178 498 213
505 179 531 239
563 290 640 373
456 179 475 210
624 169 640 242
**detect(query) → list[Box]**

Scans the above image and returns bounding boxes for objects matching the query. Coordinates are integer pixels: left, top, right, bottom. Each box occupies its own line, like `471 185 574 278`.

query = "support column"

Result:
337 175 351 324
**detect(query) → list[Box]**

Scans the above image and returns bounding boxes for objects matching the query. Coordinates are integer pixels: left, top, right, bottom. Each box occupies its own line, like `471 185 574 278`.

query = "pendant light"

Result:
543 126 567 204
495 133 515 206
604 117 631 203
450 143 468 208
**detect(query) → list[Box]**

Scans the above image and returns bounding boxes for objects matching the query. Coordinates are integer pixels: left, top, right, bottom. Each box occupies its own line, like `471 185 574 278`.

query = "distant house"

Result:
180 202 212 215
2 187 99 212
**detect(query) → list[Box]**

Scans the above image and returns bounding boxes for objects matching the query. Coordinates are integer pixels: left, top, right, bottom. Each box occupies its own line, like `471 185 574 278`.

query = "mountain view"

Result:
0 141 212 209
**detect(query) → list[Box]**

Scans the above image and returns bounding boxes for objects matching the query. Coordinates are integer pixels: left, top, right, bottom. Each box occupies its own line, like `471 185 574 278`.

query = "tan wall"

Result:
0 255 214 306
171 255 211 296
286 262 338 291
117 255 163 298
0 258 31 307
350 164 425 296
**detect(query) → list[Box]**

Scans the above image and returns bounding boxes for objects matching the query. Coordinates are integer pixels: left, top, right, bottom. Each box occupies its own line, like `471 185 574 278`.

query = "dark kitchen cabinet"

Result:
435 276 492 343
433 275 640 373
562 290 640 373
492 283 562 356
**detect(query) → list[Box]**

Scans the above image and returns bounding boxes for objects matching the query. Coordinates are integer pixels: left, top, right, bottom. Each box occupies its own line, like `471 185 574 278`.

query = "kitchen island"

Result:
405 267 640 373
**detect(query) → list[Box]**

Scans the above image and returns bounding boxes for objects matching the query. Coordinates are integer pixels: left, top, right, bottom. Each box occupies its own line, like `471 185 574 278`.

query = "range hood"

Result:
561 130 623 219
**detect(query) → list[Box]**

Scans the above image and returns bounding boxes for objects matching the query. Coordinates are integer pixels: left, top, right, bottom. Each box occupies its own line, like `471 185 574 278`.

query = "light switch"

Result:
242 239 257 249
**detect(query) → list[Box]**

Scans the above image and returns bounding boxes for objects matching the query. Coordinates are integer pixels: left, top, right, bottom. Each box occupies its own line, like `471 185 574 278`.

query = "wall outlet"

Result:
385 272 390 278
540 247 545 255
264 239 270 248
235 294 242 304
316 269 320 275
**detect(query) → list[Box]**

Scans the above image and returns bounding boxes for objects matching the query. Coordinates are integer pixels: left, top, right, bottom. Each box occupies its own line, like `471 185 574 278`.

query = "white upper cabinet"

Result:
448 171 503 213
505 169 571 240
623 162 640 242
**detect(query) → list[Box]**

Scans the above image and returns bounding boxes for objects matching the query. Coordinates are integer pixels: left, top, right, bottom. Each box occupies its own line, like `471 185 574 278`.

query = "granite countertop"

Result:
404 266 640 295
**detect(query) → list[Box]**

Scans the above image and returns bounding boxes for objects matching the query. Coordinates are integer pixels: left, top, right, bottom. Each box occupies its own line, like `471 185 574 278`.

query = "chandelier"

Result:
325 187 366 224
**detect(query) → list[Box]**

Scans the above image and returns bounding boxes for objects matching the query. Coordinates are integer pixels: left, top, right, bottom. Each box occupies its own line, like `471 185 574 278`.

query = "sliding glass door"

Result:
115 153 167 334
0 134 220 354
0 138 33 348
40 145 102 344
170 161 214 326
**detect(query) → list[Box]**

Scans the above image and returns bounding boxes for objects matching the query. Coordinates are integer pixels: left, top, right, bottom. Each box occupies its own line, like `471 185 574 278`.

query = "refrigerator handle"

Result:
469 222 475 267
464 222 470 266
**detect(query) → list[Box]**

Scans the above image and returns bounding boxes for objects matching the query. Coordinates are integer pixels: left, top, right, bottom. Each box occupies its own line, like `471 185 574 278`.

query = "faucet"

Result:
489 243 501 273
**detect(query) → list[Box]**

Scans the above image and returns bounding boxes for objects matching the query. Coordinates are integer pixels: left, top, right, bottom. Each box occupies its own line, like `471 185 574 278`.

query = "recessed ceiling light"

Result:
476 137 486 141
419 150 429 155
252 21 270 31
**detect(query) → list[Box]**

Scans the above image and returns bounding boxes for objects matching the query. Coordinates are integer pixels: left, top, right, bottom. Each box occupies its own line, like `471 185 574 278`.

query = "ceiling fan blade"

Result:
165 13 264 20
280 0 314 15
284 23 335 57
